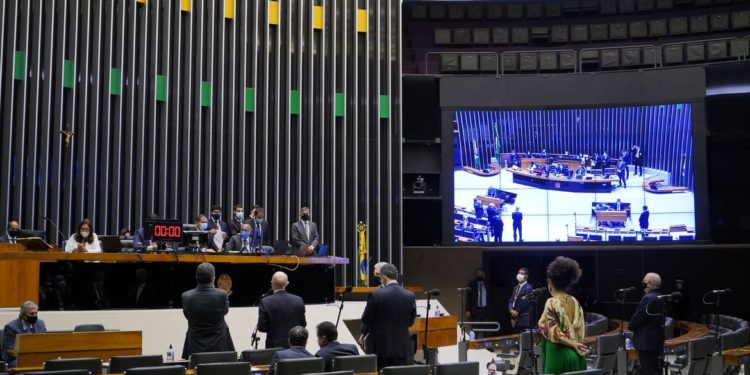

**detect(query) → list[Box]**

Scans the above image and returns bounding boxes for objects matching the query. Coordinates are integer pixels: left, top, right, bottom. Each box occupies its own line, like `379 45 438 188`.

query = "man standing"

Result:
290 207 320 256
465 269 492 338
629 273 664 375
228 204 249 237
267 326 314 375
250 207 273 252
508 268 533 333
2 301 47 367
639 206 650 235
207 205 228 250
315 321 359 371
489 213 503 242
473 199 484 219
258 272 307 349
0 220 21 243
360 263 416 370
617 159 627 188
181 262 235 359
512 207 523 242
632 144 644 176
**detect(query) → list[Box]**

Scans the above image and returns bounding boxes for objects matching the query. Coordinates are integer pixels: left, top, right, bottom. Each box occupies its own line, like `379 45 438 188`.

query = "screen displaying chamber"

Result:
453 104 696 243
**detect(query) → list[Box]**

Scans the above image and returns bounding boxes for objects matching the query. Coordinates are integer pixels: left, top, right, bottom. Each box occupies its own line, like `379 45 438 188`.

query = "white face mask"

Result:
516 274 526 283
80 231 90 238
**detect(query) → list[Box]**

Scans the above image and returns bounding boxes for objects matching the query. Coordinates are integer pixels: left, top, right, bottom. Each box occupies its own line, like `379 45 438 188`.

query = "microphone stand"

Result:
335 289 351 328
250 289 271 349
527 293 540 375
459 288 467 341
422 293 433 367
40 215 65 246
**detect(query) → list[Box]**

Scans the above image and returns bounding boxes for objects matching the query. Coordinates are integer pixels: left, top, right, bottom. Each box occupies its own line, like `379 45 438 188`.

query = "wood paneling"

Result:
16 331 142 367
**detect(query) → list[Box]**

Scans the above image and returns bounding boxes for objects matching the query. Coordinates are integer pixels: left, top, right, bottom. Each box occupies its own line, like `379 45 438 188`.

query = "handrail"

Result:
424 51 500 76
578 44 659 72
660 36 744 64
500 48 578 75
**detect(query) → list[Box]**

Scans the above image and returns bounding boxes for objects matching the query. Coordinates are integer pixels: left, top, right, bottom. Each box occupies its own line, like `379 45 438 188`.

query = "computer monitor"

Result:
99 235 123 253
183 231 209 250
317 244 329 257
590 169 603 176
603 167 617 177
20 230 47 240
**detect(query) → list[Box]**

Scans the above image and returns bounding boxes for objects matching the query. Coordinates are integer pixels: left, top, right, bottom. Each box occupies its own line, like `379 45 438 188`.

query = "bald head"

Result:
271 271 289 291
642 272 661 292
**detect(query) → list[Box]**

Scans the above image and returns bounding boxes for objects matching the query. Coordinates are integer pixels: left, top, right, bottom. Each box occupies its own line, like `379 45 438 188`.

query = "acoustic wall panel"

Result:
0 0 403 284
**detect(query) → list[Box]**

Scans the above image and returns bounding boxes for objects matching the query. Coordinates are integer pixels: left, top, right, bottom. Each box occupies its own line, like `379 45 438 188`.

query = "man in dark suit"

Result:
632 144 644 176
207 205 229 250
466 269 492 338
508 267 533 333
360 263 416 370
258 271 307 349
227 204 250 237
290 207 319 256
250 207 274 253
225 223 253 253
639 206 650 234
129 268 156 308
267 326 314 375
180 262 235 359
617 159 627 187
81 270 111 309
489 213 503 242
473 199 484 219
629 272 665 375
512 207 523 242
0 220 21 244
315 321 359 371
2 301 48 367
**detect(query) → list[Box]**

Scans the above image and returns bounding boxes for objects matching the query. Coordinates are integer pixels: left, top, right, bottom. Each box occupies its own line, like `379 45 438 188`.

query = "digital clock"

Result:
144 219 182 242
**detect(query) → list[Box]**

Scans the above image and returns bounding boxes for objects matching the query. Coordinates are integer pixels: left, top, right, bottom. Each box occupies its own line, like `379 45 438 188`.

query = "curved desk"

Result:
508 169 617 193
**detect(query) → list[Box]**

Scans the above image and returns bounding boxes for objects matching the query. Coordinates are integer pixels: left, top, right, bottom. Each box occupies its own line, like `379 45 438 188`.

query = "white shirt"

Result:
64 233 102 253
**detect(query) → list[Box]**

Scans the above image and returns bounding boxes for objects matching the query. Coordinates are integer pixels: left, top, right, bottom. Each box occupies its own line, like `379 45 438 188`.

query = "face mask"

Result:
256 217 264 223
80 231 90 238
235 212 244 220
25 315 38 324
240 231 249 240
199 222 208 231
476 276 484 282
212 213 221 221
641 281 648 290
8 229 20 237
373 275 381 285
517 274 526 283
301 214 310 221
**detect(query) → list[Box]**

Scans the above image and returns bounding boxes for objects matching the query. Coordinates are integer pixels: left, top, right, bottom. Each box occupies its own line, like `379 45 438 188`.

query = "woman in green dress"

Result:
538 256 591 374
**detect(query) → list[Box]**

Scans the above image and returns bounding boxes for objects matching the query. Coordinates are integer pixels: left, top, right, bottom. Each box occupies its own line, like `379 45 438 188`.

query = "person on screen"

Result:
489 212 504 242
540 149 548 159
632 144 644 176
208 205 228 250
0 220 21 244
512 207 523 242
64 219 101 253
620 149 630 179
193 214 219 252
575 165 586 178
473 142 481 169
617 159 627 187
486 203 499 240
601 151 610 167
615 199 624 211
474 198 485 219
509 150 520 167
2 301 48 367
639 206 650 234
134 213 161 251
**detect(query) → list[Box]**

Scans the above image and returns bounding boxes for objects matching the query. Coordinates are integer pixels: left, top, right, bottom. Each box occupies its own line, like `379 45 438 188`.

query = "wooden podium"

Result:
409 316 458 348
14 331 142 367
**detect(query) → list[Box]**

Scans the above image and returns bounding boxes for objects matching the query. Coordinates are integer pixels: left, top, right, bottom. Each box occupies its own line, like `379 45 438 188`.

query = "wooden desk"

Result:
595 210 628 224
409 316 458 349
462 163 502 177
722 345 750 367
643 178 688 194
14 330 142 367
476 195 504 207
335 286 425 294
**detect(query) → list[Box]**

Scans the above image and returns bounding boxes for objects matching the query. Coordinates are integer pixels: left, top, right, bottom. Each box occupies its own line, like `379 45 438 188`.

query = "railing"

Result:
578 44 659 73
500 48 578 75
424 51 500 76
659 36 746 67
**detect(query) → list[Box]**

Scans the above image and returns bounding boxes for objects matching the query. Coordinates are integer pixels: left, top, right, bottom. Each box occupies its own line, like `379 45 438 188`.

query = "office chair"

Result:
124 366 187 375
73 324 105 332
240 348 283 366
587 334 619 375
109 355 164 373
332 355 377 372
195 362 251 375
188 351 238 369
434 361 480 375
24 371 91 375
43 358 103 374
380 365 431 375
274 357 324 375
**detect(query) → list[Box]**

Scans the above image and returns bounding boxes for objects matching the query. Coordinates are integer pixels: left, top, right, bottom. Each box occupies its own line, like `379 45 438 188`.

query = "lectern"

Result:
14 330 142 367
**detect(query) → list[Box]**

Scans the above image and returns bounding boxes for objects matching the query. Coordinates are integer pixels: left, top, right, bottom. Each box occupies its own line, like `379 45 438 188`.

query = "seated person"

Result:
649 181 659 190
0 220 21 243
315 321 359 371
133 213 161 251
508 150 520 167
225 223 254 253
190 214 219 252
64 219 101 253
268 326 314 375
2 301 48 367
575 165 586 178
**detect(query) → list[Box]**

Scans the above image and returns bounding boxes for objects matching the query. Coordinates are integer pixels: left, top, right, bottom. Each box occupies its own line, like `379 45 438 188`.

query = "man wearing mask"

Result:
228 204 249 237
2 301 47 367
371 262 388 287
134 213 161 251
192 214 219 252
43 274 75 310
629 272 664 375
250 207 273 254
290 207 319 256
225 223 254 253
465 269 492 338
207 205 228 250
508 267 532 333
258 272 307 348
0 220 21 243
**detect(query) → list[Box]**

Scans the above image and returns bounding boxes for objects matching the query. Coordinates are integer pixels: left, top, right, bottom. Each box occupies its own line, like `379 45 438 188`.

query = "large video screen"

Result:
453 104 696 243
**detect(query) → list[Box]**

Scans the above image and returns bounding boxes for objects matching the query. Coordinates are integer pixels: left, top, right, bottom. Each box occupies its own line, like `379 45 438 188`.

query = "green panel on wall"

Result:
290 90 300 115
244 88 255 112
379 95 390 119
13 51 26 80
335 93 345 117
156 75 168 102
201 81 212 107
110 68 122 95
63 60 75 88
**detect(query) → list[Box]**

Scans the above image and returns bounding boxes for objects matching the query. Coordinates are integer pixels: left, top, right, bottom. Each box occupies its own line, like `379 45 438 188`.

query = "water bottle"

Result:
487 358 497 375
469 330 476 340
625 338 633 350
166 344 174 362
434 306 441 317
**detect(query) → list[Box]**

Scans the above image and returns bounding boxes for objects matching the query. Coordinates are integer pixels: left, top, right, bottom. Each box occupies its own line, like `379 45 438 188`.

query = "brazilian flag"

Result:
357 222 368 286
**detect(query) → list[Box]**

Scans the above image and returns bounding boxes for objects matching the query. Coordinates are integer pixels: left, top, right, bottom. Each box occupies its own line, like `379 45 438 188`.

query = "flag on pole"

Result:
357 222 368 286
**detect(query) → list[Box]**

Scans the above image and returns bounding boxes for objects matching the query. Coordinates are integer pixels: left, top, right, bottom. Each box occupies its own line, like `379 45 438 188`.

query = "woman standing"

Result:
538 256 590 374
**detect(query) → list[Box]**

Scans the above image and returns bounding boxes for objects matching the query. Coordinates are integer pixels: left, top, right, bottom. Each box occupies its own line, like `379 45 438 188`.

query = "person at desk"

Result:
574 165 586 179
181 262 235 359
192 214 219 252
629 272 664 375
540 148 548 159
2 301 48 368
207 205 228 250
617 159 627 188
133 213 161 251
315 321 359 371
290 207 319 256
227 204 249 237
225 223 253 253
267 326 314 375
474 198 485 219
0 220 21 243
508 150 520 167
258 272 307 349
639 206 650 235
615 199 624 211
64 219 101 253
250 207 273 253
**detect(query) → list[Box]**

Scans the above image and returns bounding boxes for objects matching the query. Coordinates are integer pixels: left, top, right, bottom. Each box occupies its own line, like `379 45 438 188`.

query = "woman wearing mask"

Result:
65 220 102 253
537 256 590 375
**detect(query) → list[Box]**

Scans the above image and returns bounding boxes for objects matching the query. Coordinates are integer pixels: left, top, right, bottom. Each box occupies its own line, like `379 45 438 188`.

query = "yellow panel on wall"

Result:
269 1 280 25
357 9 367 33
224 0 235 19
313 6 323 30
136 0 146 4
180 0 191 12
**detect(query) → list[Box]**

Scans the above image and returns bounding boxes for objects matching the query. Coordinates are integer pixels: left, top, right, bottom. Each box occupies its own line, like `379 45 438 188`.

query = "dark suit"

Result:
508 282 533 332
0 234 19 244
250 220 272 246
489 215 503 242
2 318 48 367
132 228 151 251
267 346 314 375
629 290 664 375
639 210 650 231
180 283 235 359
258 290 307 349
632 146 644 175
512 211 523 242
617 160 627 187
474 202 484 219
225 234 253 253
81 282 111 310
43 287 75 310
361 282 417 369
467 279 492 338
315 341 359 371
129 283 156 308
290 220 320 253
227 218 250 237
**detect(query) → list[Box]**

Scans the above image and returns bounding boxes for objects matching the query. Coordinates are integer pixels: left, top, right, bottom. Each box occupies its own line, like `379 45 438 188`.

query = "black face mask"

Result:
25 315 38 324
301 214 310 221
476 276 485 282
8 229 20 237
641 281 648 290
212 213 221 221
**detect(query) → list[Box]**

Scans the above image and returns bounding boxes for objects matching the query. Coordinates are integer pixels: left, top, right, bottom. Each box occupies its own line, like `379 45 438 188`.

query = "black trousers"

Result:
513 223 522 242
470 307 491 338
638 350 661 375
634 161 644 175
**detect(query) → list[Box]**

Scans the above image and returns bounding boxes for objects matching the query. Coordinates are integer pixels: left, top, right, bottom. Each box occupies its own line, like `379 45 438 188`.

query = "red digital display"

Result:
153 224 181 239
145 219 183 242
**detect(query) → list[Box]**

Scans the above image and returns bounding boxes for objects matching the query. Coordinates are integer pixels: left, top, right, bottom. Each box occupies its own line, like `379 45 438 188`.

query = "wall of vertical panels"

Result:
0 0 402 285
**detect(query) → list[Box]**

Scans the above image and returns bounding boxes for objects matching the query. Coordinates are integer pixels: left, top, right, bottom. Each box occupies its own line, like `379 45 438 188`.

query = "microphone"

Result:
39 214 66 244
616 286 637 293
708 288 731 294
425 289 441 297
521 287 548 300
252 288 274 306
657 291 683 301
457 287 472 292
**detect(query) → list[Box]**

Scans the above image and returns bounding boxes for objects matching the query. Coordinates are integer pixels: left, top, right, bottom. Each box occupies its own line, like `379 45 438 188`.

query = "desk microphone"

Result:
708 288 731 294
616 286 637 293
39 214 66 244
425 289 441 297
657 291 683 301
457 287 472 292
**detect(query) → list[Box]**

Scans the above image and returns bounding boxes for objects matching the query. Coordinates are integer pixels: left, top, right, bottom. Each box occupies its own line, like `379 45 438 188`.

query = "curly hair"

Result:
546 256 582 291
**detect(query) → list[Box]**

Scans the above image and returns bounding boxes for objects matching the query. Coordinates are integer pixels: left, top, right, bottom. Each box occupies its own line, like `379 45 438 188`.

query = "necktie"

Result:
304 222 309 240
29 324 35 333
478 282 486 308
244 239 249 252
512 285 519 307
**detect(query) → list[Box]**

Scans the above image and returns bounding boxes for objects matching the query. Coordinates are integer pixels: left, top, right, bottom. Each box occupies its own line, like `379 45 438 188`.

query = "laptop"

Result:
317 244 330 257
99 235 123 253
272 240 289 255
